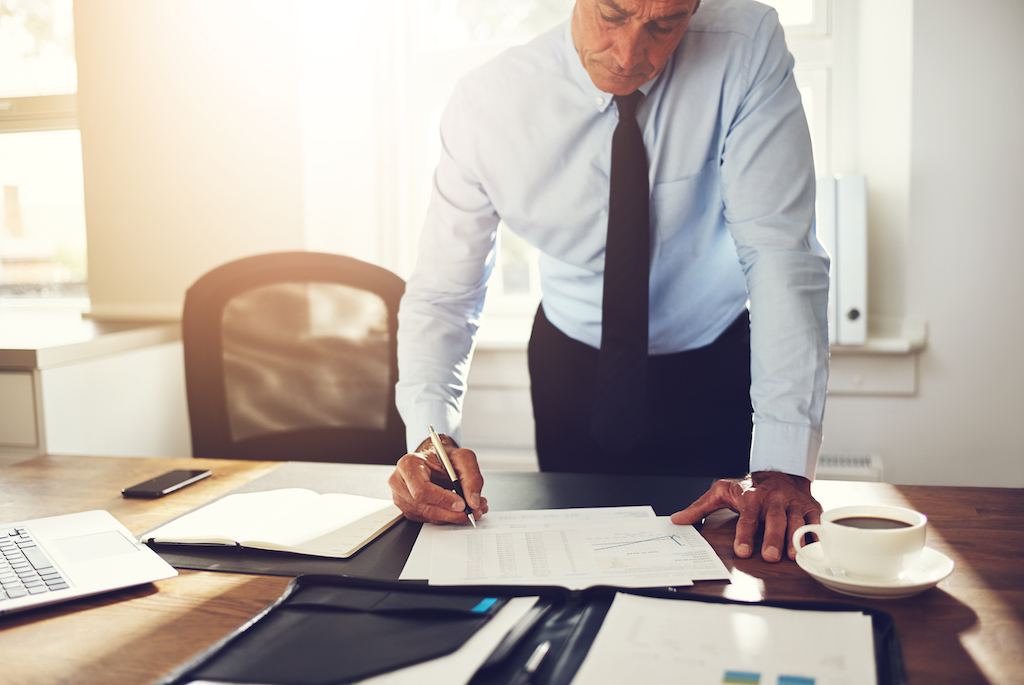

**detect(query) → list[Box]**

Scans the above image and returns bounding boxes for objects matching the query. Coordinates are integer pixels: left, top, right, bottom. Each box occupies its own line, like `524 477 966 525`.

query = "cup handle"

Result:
792 523 829 567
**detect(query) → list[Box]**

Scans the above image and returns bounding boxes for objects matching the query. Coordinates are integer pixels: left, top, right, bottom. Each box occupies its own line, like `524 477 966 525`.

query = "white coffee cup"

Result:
792 505 927 581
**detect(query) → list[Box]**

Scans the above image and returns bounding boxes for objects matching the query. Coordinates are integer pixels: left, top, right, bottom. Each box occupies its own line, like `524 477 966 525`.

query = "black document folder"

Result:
157 575 907 685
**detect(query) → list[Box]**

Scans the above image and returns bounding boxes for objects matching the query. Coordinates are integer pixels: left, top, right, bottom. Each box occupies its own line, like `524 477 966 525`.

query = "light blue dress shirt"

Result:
396 0 830 479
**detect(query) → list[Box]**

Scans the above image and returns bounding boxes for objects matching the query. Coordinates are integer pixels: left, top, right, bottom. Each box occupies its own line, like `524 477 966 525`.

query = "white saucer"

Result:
796 543 955 599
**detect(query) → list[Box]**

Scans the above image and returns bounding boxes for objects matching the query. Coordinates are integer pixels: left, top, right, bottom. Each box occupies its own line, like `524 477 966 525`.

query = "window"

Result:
0 0 86 301
298 1 573 324
390 1 574 325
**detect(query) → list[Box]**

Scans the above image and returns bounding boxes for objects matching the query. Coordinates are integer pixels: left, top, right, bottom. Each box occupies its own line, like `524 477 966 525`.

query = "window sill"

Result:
0 304 179 370
828 317 927 396
479 315 928 351
476 314 533 351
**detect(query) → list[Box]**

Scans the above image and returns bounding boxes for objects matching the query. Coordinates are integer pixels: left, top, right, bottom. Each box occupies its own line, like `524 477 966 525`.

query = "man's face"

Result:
571 0 700 95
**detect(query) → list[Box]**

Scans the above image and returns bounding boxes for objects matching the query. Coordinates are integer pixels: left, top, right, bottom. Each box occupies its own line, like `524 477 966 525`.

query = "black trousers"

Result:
528 305 753 477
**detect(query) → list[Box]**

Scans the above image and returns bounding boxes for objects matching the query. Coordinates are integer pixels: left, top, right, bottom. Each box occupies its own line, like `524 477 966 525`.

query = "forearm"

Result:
746 247 829 478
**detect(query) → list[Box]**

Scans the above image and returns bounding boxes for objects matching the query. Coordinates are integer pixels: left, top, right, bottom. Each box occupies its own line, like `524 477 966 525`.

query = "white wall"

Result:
75 1 306 321
821 0 1024 486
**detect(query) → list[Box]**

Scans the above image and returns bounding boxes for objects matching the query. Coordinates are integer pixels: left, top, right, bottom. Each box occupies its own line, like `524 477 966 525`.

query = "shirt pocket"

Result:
651 157 719 244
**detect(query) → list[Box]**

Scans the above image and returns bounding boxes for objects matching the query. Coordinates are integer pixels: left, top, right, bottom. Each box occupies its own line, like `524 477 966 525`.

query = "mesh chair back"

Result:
183 252 405 463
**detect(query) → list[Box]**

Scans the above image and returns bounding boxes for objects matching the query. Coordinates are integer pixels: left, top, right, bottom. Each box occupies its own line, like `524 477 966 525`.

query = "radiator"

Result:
816 452 884 482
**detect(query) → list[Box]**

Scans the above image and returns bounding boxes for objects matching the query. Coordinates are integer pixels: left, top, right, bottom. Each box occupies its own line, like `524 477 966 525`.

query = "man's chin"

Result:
590 69 653 96
604 84 642 96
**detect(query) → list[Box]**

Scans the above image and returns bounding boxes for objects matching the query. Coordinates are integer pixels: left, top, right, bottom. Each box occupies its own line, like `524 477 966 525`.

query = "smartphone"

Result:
121 469 212 498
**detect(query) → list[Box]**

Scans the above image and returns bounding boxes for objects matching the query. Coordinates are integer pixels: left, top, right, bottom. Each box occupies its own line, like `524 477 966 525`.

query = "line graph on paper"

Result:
590 533 688 556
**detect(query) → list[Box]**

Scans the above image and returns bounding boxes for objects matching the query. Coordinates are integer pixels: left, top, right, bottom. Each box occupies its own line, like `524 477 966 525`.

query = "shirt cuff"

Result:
749 420 822 480
403 400 464 454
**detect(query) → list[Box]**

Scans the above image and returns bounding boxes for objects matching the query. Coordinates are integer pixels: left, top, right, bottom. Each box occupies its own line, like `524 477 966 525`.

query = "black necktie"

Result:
591 91 649 452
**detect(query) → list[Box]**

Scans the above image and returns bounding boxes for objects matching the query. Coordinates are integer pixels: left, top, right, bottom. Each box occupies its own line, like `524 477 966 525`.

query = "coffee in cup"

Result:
792 505 927 581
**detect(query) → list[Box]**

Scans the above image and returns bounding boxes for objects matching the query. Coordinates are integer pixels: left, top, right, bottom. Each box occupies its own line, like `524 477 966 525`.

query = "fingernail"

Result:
736 543 751 557
470 492 481 508
451 501 463 511
765 546 780 561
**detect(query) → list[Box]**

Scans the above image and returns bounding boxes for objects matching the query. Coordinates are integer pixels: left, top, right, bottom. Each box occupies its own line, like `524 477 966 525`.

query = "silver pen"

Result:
511 641 551 685
428 425 477 528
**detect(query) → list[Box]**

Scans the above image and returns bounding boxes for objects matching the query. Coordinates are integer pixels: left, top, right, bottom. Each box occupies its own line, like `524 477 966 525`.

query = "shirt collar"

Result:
563 19 659 114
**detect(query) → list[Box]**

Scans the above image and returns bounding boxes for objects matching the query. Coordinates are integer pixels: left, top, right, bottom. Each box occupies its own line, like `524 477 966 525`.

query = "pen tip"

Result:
469 514 478 529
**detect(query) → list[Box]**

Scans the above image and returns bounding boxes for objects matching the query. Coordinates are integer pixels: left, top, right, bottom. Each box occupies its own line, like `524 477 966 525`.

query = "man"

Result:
388 0 829 562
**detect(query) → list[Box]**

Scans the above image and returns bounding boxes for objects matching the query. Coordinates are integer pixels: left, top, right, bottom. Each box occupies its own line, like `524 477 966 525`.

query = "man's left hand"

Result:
670 471 822 562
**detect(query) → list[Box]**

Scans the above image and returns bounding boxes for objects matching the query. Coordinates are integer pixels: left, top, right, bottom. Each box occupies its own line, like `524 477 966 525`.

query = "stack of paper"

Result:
401 507 730 590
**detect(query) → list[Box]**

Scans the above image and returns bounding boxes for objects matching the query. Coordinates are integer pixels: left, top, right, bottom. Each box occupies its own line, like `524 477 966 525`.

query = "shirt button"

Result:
596 97 604 106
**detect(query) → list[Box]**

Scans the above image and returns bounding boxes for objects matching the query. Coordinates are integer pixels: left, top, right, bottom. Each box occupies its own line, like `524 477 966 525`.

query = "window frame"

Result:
0 93 77 134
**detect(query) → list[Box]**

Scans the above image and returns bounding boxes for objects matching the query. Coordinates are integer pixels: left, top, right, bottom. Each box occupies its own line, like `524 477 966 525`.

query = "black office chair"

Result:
182 251 406 464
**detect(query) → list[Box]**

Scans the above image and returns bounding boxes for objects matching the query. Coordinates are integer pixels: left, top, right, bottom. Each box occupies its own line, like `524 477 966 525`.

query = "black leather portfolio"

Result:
157 575 907 685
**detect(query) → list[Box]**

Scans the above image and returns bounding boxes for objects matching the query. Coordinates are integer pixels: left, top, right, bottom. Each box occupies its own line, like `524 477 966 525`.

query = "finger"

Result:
450 448 484 510
733 493 764 559
787 502 823 559
399 489 476 525
759 502 789 563
465 496 489 521
669 480 742 525
786 509 810 560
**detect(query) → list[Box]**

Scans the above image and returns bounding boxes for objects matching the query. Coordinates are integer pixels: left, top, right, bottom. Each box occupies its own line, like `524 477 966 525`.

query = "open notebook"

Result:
141 488 403 559
0 509 177 617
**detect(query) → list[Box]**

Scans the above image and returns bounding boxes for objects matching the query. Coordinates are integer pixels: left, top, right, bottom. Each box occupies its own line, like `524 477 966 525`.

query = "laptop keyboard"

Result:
0 527 69 601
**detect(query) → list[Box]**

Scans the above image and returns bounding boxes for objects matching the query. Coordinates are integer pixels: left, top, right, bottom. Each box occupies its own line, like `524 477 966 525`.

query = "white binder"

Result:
835 175 868 345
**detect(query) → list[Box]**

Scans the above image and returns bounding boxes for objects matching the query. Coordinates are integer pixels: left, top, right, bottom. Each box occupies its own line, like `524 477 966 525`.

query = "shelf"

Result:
829 316 927 356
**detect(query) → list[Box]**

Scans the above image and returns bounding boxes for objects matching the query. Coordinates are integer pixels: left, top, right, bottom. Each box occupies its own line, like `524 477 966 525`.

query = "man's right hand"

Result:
388 435 488 525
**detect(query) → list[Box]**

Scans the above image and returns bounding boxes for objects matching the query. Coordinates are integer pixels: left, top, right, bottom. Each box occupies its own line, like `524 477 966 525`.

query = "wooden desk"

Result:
1 455 1022 685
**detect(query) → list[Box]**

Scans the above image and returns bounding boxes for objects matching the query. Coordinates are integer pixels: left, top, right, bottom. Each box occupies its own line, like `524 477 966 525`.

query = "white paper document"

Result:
570 593 877 685
415 509 730 590
401 506 658 580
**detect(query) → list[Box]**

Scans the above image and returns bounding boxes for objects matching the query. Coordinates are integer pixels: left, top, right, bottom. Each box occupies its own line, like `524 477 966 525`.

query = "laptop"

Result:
0 509 178 617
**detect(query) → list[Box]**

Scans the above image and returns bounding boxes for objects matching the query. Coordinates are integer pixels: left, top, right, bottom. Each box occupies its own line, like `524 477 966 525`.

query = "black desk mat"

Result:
149 463 714 579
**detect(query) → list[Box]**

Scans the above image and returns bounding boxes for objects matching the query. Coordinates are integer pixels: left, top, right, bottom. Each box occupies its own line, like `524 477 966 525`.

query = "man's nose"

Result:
611 23 649 71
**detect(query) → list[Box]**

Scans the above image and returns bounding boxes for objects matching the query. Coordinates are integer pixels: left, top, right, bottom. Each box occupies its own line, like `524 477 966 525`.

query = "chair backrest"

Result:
183 252 406 464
